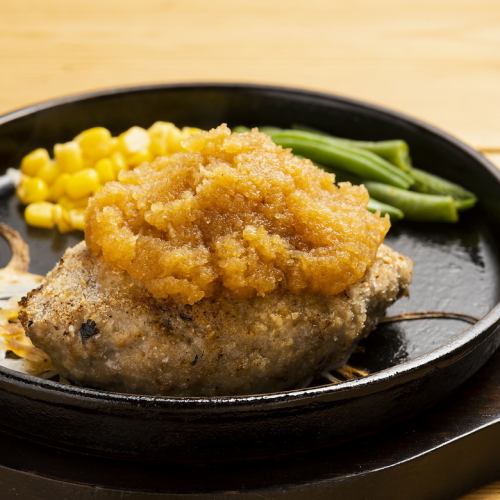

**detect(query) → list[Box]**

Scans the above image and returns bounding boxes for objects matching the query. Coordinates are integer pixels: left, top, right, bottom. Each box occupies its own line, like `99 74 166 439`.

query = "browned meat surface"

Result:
20 242 412 396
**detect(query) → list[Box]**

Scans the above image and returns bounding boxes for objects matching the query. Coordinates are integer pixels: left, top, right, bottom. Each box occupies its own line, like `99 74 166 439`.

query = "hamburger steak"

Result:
20 242 412 396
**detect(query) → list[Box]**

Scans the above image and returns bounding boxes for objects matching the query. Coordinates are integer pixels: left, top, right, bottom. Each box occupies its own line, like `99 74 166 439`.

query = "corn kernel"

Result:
54 141 84 173
179 127 203 152
182 126 202 136
65 169 100 199
119 126 151 156
25 202 56 229
57 196 73 209
36 160 60 185
109 137 119 152
95 158 116 183
110 151 128 174
16 177 49 204
49 173 70 201
52 204 62 221
127 149 152 167
167 126 184 152
148 121 176 156
68 209 85 231
53 205 73 233
58 196 88 210
75 127 113 161
74 197 89 208
20 148 51 177
82 158 96 169
180 133 206 153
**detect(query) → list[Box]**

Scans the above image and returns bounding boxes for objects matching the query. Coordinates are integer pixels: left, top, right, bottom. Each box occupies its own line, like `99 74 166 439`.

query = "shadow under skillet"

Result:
0 346 498 500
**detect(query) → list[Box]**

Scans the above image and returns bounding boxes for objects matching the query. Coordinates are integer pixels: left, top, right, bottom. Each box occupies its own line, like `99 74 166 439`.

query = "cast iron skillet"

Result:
0 84 499 462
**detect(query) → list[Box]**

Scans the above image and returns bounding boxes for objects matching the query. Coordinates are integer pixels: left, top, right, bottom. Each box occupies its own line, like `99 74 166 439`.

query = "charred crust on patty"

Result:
179 311 193 321
18 309 28 333
79 319 99 343
19 283 45 309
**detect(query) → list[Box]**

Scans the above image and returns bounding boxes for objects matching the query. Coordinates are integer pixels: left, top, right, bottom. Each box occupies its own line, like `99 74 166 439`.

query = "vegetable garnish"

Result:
14 123 476 231
249 126 477 222
14 124 202 232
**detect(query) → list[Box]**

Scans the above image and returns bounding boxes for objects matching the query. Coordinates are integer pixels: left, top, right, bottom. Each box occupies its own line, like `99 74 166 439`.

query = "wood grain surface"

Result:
1 1 499 497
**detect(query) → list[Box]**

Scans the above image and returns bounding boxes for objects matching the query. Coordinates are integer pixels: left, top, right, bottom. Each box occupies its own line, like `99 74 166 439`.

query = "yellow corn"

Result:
24 202 56 229
149 121 177 156
57 197 73 209
17 177 49 204
119 126 151 156
20 148 51 177
128 149 152 167
36 160 60 185
179 127 204 152
182 126 202 136
48 173 70 201
53 205 73 233
180 133 205 153
54 141 84 173
68 209 85 231
57 196 88 210
166 126 184 152
75 127 113 161
17 121 202 233
65 169 100 199
110 151 128 174
95 158 116 183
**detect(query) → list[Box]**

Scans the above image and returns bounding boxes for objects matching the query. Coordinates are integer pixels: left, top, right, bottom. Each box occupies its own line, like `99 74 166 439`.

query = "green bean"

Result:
453 197 477 211
291 127 476 211
270 130 414 186
233 126 250 133
357 140 411 171
270 134 414 189
364 182 458 223
258 126 284 136
291 125 412 171
234 125 284 135
367 198 404 220
410 168 477 211
236 125 476 218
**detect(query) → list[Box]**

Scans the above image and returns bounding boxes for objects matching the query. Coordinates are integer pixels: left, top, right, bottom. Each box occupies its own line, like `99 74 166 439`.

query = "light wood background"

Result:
1 1 499 497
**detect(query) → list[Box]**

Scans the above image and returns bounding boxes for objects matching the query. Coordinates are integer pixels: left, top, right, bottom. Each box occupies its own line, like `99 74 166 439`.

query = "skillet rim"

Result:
0 82 499 411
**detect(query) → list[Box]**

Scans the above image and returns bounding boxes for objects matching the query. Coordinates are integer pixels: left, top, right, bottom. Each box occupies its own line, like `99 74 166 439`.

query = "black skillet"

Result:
0 84 499 462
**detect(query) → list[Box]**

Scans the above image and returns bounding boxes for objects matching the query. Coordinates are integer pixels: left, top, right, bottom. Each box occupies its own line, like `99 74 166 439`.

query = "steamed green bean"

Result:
410 168 477 211
269 129 413 184
367 198 404 220
364 182 459 222
290 125 412 171
233 124 476 223
270 134 413 189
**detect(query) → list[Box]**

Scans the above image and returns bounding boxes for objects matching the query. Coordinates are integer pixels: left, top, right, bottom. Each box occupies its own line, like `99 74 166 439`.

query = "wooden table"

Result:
1 1 499 497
